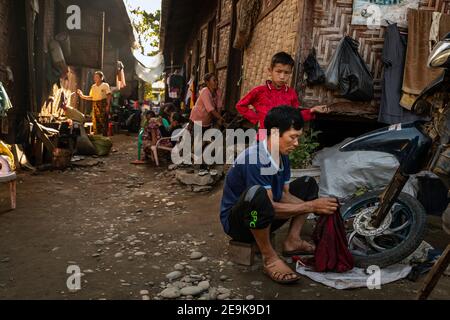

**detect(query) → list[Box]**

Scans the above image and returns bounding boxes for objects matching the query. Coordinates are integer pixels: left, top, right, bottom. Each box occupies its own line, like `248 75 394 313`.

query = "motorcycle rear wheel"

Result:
341 190 427 268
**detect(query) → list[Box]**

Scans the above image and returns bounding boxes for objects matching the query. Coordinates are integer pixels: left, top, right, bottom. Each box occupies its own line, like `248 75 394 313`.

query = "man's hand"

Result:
310 105 330 114
76 89 83 96
309 197 339 215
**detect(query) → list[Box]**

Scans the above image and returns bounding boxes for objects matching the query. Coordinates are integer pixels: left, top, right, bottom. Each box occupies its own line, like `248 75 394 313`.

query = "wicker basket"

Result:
52 148 71 170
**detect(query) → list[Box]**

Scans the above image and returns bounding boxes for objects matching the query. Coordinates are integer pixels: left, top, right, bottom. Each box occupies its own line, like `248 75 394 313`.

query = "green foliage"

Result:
129 7 161 56
354 186 369 197
289 129 322 169
144 82 153 101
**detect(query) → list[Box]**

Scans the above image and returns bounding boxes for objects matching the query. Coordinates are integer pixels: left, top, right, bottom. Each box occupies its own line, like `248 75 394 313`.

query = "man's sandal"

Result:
263 259 300 284
282 240 316 257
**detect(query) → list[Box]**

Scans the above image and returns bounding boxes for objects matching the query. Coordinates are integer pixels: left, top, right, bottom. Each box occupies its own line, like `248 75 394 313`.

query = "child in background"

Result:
236 52 329 130
143 111 171 153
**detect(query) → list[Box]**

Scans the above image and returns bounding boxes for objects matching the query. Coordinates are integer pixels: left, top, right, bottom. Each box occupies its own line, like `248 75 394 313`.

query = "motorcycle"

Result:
339 32 450 268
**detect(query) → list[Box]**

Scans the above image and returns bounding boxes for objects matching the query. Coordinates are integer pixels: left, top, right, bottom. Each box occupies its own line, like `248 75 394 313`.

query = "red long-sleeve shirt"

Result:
236 81 314 129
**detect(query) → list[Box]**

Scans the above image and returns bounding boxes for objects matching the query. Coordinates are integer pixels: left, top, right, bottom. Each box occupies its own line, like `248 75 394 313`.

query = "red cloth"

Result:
236 81 314 129
309 210 354 273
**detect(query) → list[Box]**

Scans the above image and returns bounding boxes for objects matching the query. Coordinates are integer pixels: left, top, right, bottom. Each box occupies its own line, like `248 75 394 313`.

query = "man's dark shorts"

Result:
227 176 319 243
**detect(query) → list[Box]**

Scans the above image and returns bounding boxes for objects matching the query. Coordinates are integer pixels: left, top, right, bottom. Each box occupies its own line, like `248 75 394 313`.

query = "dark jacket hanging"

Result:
378 23 423 124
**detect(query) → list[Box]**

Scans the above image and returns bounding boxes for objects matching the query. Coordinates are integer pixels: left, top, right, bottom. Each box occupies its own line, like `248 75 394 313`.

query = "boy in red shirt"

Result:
236 52 328 129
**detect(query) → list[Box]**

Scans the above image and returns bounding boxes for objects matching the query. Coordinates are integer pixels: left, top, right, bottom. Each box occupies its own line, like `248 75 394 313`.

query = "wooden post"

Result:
9 179 16 210
101 11 106 71
417 244 450 300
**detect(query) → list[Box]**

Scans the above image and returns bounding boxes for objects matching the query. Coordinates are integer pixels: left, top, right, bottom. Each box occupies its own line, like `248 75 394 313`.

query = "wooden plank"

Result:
417 244 450 300
217 20 231 29
29 113 57 154
9 180 16 210
34 123 56 153
33 139 44 166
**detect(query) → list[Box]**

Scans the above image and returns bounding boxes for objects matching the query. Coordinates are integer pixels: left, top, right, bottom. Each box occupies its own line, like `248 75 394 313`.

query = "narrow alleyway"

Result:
0 134 449 300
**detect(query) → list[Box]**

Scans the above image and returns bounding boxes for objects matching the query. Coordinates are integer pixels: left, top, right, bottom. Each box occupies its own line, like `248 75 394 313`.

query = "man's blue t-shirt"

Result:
219 140 291 234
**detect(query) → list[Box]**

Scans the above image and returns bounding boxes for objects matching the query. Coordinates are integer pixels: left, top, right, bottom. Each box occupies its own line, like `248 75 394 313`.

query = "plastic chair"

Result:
131 128 146 165
150 123 190 166
0 156 16 210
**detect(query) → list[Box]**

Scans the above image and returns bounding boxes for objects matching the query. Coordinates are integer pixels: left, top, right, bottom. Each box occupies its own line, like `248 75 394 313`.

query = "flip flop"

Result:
131 160 146 165
263 259 300 284
282 240 316 257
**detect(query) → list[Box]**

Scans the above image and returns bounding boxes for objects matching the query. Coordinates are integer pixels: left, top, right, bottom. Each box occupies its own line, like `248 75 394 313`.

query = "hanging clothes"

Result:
39 83 70 120
379 23 423 124
0 82 13 118
429 12 443 51
116 61 126 90
400 9 450 109
185 77 196 109
233 0 261 49
168 72 184 99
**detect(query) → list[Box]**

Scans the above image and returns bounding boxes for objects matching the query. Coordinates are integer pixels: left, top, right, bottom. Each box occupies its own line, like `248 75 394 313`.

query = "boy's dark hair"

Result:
271 52 295 68
146 110 156 117
160 103 176 119
264 105 304 136
171 112 187 124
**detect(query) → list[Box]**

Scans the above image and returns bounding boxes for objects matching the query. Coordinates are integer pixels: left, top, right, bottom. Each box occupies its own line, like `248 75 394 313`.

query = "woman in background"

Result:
189 73 225 130
77 71 112 136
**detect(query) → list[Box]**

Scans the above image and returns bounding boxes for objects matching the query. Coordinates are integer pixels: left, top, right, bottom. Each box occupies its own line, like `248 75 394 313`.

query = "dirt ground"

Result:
0 134 449 300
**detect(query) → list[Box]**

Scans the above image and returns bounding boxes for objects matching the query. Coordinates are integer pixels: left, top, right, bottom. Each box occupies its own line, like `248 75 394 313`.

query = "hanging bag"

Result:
303 48 325 86
325 36 374 101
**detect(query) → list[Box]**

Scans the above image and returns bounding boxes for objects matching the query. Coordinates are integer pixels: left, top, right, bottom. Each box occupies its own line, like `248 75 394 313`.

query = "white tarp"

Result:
133 51 164 69
312 138 419 198
294 240 435 289
296 263 412 290
133 51 164 83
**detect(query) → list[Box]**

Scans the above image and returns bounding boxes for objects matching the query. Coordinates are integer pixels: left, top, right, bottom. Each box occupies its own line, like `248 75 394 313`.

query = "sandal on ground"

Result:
263 259 300 284
130 160 147 165
282 240 316 257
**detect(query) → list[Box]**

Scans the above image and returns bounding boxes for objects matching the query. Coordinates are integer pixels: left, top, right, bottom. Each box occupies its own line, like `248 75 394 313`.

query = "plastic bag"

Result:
76 135 97 156
325 36 374 101
312 138 419 199
88 135 112 156
303 49 325 85
0 82 13 117
0 140 15 171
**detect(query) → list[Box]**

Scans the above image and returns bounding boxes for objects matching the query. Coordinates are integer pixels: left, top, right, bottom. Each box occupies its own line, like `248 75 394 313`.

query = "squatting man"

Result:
219 106 338 284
